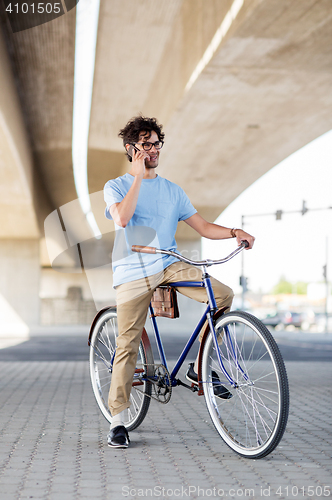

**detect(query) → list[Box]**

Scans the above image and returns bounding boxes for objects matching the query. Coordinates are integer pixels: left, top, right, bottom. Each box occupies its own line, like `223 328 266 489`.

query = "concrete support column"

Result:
0 239 40 335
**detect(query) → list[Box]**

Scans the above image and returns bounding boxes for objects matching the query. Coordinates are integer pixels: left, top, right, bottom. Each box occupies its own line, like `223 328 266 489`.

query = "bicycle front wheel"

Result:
201 311 289 458
89 308 154 431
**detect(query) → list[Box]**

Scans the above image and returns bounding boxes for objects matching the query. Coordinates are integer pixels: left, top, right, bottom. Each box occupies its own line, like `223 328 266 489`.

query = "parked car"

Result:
280 311 302 328
261 313 281 328
262 311 302 330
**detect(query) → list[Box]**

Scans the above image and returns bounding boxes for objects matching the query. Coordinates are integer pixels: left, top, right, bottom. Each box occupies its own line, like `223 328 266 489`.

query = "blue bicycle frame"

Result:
146 274 242 389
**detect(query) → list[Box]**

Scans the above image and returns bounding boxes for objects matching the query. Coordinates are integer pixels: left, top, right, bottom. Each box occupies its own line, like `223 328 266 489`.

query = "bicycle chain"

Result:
133 363 172 404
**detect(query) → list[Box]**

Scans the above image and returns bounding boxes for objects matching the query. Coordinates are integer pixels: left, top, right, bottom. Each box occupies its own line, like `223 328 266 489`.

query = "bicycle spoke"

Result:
237 389 265 445
239 387 275 428
249 387 278 416
253 386 279 397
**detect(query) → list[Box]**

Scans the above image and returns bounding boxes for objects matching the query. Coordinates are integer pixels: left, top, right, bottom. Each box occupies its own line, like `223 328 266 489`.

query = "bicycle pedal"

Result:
176 378 198 392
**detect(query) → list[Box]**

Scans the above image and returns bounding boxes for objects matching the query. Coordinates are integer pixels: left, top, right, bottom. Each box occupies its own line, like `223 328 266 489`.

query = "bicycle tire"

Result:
89 307 154 431
201 311 289 458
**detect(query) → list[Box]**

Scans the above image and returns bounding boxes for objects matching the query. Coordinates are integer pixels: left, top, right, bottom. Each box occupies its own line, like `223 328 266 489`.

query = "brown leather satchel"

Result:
151 286 180 319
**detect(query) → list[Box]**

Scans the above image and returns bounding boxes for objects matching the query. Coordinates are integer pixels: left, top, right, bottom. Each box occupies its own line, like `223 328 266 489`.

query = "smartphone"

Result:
127 144 139 157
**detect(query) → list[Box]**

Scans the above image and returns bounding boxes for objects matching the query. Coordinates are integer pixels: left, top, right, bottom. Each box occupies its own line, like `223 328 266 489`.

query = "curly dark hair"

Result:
118 115 165 162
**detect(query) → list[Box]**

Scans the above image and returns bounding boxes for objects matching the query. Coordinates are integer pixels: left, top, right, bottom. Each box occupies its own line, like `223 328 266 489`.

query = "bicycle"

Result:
89 242 289 459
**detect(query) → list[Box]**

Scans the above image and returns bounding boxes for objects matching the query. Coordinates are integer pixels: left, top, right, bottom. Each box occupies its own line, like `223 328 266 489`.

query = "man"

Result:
104 116 254 448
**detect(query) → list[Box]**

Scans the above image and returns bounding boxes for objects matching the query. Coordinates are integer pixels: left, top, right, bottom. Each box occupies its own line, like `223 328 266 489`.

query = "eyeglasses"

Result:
134 141 164 151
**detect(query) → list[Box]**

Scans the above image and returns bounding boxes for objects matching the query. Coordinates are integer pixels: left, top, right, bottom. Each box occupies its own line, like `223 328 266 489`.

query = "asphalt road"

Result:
0 331 331 362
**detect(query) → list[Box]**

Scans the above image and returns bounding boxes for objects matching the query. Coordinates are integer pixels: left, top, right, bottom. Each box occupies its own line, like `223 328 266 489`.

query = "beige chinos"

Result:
108 261 234 416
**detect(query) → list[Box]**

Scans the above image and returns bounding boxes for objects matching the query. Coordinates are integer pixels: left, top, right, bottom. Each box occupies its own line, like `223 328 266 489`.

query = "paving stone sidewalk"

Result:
0 360 331 500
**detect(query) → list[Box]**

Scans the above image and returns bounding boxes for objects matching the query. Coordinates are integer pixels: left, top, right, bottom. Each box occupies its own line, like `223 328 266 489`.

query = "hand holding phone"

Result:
127 143 150 178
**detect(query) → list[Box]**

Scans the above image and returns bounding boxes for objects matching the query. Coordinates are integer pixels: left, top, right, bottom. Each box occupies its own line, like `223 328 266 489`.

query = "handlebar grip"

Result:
131 245 156 254
242 240 249 248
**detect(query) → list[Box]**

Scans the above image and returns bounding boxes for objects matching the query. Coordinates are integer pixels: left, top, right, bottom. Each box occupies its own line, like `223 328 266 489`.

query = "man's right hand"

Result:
111 146 148 227
131 147 150 178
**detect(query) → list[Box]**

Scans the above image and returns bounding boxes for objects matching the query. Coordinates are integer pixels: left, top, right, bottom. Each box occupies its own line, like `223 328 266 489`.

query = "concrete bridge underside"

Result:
0 0 331 331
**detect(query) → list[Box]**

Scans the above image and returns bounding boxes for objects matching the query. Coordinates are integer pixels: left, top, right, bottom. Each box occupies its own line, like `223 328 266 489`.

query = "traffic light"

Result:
301 200 308 216
239 276 248 292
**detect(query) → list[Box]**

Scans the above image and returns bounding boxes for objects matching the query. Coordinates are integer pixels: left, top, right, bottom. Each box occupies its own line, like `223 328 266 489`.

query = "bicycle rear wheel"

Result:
201 311 289 458
89 308 154 431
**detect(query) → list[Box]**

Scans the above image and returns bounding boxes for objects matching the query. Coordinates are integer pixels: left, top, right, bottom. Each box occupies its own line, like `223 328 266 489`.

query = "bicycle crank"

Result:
132 363 172 404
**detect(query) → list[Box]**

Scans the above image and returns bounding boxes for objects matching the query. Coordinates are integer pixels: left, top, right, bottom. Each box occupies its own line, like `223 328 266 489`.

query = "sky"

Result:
202 130 332 295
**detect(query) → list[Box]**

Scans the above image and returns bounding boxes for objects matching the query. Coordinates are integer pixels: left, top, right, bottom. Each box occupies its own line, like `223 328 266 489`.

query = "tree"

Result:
273 277 292 295
295 281 307 295
272 277 307 295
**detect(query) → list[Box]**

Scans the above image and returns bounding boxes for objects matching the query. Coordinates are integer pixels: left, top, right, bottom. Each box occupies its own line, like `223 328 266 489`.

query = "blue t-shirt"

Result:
104 173 197 287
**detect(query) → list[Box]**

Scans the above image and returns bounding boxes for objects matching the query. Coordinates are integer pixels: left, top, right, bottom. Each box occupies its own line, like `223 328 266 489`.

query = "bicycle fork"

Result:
208 319 251 388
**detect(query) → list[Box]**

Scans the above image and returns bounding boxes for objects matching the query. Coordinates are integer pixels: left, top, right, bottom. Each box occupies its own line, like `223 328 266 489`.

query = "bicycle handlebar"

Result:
131 241 249 267
131 245 156 254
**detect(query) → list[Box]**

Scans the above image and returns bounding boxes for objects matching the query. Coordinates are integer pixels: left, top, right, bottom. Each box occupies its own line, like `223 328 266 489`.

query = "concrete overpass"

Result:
0 0 332 333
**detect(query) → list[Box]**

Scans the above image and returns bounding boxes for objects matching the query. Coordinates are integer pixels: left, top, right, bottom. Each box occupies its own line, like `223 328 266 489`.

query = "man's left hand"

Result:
235 229 255 249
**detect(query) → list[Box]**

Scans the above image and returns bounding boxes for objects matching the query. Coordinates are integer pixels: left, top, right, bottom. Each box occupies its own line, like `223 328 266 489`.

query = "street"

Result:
0 329 331 363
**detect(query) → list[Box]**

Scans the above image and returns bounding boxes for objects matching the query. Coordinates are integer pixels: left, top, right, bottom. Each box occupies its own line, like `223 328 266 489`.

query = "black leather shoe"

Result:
185 362 233 400
107 425 130 448
185 362 199 385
